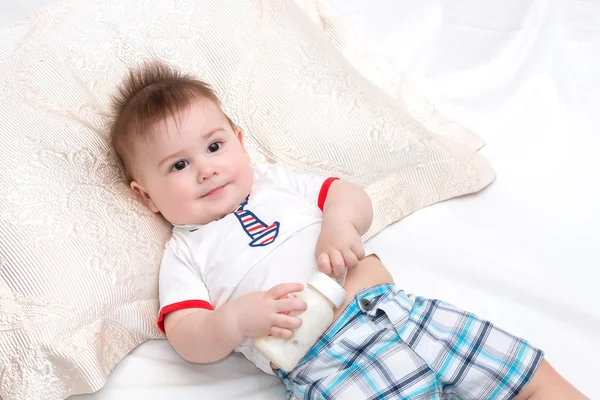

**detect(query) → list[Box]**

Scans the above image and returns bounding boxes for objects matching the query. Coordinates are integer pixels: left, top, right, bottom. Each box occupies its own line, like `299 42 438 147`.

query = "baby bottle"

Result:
254 272 347 371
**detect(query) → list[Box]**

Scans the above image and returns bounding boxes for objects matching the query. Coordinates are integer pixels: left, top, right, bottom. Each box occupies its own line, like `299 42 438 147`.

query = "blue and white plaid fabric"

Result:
278 284 543 399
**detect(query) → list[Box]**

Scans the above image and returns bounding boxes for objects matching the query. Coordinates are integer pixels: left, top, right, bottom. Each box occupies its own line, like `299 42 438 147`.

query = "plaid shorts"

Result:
278 284 543 400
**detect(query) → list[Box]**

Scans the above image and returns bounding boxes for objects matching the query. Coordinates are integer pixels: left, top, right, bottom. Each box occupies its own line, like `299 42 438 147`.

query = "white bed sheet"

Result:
3 0 598 399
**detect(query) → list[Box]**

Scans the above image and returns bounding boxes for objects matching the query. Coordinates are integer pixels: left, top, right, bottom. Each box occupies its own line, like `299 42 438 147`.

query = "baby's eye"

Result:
208 142 221 153
170 160 189 172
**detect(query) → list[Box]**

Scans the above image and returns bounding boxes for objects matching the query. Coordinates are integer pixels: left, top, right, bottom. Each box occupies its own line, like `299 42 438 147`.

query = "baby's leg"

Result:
375 287 588 399
278 284 588 399
514 359 588 399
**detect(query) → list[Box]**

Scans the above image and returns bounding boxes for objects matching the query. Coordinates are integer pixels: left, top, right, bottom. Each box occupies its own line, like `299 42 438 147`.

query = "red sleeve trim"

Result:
318 177 340 211
157 299 212 334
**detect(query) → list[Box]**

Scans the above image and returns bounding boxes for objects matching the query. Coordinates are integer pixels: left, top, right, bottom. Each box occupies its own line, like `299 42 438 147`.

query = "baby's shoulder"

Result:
162 228 194 254
251 162 276 179
159 230 197 270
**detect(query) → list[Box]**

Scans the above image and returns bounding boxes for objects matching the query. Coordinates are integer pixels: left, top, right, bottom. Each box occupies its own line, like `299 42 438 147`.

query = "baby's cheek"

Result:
166 182 193 207
241 164 254 189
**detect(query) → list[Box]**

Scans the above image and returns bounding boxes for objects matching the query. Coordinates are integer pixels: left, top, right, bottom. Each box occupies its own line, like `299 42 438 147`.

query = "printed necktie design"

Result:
234 196 280 247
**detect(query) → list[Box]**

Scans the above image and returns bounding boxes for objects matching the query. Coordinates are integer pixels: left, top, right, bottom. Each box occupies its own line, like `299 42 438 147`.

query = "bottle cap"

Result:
307 272 347 308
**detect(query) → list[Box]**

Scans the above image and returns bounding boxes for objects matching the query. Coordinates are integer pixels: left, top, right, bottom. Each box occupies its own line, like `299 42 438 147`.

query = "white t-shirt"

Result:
157 162 345 374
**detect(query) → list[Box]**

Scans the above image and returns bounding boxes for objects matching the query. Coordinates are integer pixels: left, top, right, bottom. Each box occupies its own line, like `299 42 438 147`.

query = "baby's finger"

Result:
317 253 332 275
269 325 294 339
267 282 304 299
272 314 303 330
276 297 308 314
329 250 345 277
351 242 366 260
342 248 359 269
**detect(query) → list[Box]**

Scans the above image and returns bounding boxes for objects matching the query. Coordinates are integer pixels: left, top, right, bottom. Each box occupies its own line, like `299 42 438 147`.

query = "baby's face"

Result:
130 100 253 225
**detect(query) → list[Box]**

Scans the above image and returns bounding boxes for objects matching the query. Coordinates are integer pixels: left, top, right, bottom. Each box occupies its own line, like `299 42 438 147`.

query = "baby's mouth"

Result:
200 184 226 198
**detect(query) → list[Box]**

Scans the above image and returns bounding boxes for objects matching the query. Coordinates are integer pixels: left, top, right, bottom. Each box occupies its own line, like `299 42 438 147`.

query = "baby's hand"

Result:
315 218 365 278
232 283 307 339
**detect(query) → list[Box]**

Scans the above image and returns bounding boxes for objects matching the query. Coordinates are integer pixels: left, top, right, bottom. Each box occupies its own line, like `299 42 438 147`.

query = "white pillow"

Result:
295 0 486 151
0 0 495 398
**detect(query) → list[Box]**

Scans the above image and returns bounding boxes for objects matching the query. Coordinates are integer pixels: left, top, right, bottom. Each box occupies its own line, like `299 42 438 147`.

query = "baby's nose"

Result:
196 162 217 182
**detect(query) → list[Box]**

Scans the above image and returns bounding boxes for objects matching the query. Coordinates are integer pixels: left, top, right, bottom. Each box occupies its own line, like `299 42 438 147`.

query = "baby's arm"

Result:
163 283 307 363
316 180 373 277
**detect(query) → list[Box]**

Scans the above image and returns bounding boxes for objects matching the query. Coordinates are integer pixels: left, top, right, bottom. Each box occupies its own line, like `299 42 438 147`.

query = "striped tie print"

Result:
234 196 280 247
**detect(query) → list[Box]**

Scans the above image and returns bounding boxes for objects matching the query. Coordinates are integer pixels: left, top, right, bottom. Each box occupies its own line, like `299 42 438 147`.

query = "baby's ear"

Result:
235 127 251 160
234 126 244 145
130 181 159 213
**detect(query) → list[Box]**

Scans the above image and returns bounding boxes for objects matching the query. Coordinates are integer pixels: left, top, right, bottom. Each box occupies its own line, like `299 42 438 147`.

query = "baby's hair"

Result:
109 60 234 182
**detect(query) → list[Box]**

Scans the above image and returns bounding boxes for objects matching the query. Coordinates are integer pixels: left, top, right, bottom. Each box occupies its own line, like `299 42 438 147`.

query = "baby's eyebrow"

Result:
157 150 186 169
202 127 224 137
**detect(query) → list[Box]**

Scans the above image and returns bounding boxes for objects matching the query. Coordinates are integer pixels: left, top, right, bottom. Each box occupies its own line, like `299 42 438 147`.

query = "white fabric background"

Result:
331 1 600 398
2 0 598 399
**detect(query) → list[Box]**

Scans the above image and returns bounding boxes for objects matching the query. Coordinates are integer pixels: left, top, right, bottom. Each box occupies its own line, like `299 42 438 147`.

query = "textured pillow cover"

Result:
295 0 486 151
0 0 495 399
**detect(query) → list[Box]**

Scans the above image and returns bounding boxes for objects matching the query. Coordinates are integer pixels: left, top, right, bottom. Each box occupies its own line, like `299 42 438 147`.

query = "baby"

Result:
109 61 586 399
